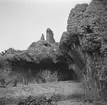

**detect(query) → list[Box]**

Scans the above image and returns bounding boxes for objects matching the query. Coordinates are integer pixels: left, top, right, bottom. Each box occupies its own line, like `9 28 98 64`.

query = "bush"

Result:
36 69 59 83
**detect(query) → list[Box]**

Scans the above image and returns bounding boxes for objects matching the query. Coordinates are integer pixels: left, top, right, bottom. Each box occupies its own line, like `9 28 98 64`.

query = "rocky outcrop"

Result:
6 40 63 64
67 0 107 53
66 0 107 74
67 0 107 35
40 34 45 40
67 3 88 33
59 32 86 80
2 0 107 103
0 39 78 85
60 0 107 100
46 28 55 43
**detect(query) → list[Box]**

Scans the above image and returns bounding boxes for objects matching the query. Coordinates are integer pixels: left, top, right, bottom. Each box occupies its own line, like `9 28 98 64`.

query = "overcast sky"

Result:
0 0 91 52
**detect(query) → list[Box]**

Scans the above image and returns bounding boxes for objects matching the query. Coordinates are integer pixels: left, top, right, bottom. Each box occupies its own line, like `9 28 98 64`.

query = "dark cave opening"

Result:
11 61 79 83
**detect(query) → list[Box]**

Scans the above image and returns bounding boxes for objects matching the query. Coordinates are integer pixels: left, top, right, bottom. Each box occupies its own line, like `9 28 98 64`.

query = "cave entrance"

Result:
11 61 79 83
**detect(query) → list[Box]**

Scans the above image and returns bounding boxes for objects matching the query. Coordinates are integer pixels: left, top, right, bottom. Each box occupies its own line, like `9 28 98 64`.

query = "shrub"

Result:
36 69 59 83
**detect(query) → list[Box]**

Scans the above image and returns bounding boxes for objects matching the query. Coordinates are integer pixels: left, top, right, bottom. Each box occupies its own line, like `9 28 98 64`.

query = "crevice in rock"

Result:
85 25 93 33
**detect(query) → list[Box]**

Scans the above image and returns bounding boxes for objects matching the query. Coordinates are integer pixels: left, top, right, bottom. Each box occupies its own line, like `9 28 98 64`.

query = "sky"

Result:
0 0 91 52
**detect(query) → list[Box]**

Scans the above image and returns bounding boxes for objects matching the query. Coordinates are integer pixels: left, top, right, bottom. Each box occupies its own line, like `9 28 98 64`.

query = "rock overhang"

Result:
6 40 65 64
4 40 79 82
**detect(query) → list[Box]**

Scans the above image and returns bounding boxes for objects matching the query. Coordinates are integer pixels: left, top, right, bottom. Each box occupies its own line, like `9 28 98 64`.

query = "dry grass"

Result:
0 81 106 105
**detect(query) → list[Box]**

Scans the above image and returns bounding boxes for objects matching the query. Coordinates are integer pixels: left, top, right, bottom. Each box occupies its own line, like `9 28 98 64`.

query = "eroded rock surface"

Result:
46 28 55 43
6 40 63 64
67 0 107 53
1 0 107 104
67 3 88 33
60 0 107 100
0 38 78 86
67 0 107 35
40 34 45 40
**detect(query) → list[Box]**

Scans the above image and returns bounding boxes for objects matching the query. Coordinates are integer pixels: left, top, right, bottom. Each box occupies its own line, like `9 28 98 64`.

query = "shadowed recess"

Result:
11 60 79 83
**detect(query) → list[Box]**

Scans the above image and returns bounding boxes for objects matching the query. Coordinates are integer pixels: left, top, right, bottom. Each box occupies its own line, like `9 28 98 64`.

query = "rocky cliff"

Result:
67 0 107 35
59 0 107 100
67 0 107 53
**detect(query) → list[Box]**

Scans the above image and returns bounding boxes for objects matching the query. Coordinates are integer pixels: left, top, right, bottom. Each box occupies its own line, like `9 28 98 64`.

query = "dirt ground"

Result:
0 81 107 105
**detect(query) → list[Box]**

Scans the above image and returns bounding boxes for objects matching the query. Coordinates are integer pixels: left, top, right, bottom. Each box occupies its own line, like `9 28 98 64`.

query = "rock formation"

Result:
1 0 107 104
46 28 55 43
59 32 86 80
0 38 78 87
67 0 107 52
5 40 63 67
40 34 45 40
67 3 88 33
59 0 107 100
67 0 107 35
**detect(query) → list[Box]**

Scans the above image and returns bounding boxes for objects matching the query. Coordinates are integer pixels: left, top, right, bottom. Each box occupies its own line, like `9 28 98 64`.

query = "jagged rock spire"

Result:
40 34 45 40
46 28 55 43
